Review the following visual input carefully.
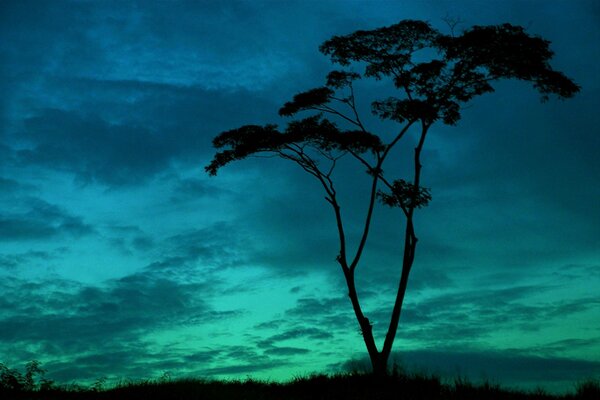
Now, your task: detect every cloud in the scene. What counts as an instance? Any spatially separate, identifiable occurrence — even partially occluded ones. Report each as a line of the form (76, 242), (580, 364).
(7, 78), (279, 187)
(556, 263), (600, 281)
(1, 1), (295, 90)
(0, 197), (93, 241)
(0, 0), (332, 189)
(264, 346), (311, 356)
(263, 327), (334, 342)
(529, 337), (600, 357)
(390, 287), (600, 347)
(0, 177), (26, 192)
(168, 176), (229, 204)
(148, 222), (253, 275)
(202, 361), (290, 376)
(336, 348), (600, 392)
(183, 350), (222, 364)
(103, 225), (156, 256)
(254, 327), (335, 357)
(16, 108), (182, 186)
(257, 282), (599, 367)
(0, 214), (281, 382)
(0, 276), (205, 345)
(252, 296), (359, 349)
(285, 297), (350, 322)
(0, 249), (64, 270)
(0, 261), (243, 382)
(420, 88), (600, 263)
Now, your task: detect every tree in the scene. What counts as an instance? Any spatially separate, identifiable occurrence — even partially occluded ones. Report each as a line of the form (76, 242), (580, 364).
(206, 20), (579, 376)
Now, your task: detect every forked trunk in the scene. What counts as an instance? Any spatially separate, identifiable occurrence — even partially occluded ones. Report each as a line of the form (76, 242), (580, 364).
(370, 351), (389, 376)
(359, 322), (389, 376)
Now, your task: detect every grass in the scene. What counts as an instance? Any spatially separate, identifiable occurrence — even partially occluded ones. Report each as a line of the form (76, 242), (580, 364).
(1, 362), (599, 400)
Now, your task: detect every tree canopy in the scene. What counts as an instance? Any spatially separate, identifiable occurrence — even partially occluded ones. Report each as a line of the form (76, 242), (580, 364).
(207, 21), (578, 179)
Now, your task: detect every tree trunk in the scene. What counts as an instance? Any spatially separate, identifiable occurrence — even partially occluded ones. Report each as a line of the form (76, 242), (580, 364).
(343, 268), (385, 375)
(370, 351), (389, 377)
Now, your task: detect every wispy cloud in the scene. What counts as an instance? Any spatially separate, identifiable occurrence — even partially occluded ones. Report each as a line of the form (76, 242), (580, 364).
(0, 197), (93, 241)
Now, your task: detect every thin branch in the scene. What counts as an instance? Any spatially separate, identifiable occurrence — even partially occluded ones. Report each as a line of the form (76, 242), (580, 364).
(248, 153), (280, 160)
(347, 83), (369, 133)
(382, 120), (416, 161)
(347, 148), (376, 172)
(324, 154), (339, 178)
(349, 164), (380, 272)
(281, 144), (349, 268)
(329, 95), (350, 104)
(309, 104), (363, 128)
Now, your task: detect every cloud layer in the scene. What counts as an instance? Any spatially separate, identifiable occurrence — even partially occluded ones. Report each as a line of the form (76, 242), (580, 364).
(1, 0), (598, 393)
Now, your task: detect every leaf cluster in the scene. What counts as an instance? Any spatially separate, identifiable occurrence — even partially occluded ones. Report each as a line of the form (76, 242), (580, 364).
(206, 116), (382, 176)
(377, 179), (432, 210)
(319, 20), (579, 125)
(279, 87), (334, 117)
(326, 71), (361, 89)
(438, 24), (580, 101)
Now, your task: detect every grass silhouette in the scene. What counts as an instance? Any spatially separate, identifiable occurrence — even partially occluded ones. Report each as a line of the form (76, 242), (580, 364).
(1, 361), (599, 400)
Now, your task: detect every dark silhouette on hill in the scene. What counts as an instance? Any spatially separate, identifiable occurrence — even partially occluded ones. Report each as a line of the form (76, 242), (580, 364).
(1, 360), (599, 399)
(206, 20), (579, 376)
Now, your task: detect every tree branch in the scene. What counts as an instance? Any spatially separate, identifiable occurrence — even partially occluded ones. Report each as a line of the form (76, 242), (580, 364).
(347, 83), (369, 134)
(281, 144), (349, 269)
(309, 105), (363, 128)
(382, 120), (416, 160)
(349, 163), (380, 272)
(381, 121), (429, 357)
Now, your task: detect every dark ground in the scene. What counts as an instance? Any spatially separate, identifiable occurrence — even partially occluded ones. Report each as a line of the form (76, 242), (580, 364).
(2, 371), (599, 400)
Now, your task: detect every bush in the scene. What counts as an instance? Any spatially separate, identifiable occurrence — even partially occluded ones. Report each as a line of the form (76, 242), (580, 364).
(0, 360), (54, 393)
(575, 378), (600, 400)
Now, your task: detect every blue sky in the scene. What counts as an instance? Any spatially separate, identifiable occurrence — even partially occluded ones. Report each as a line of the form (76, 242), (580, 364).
(1, 0), (599, 393)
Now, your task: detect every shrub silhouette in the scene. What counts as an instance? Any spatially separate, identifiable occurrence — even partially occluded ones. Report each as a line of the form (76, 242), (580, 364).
(0, 360), (54, 393)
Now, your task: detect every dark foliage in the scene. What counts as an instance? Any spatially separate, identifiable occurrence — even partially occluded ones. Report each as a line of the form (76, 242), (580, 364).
(319, 20), (439, 74)
(378, 179), (432, 209)
(325, 70), (361, 89)
(206, 116), (383, 176)
(2, 362), (599, 400)
(319, 20), (579, 125)
(1, 360), (54, 393)
(207, 19), (579, 175)
(207, 19), (579, 174)
(279, 87), (334, 116)
(371, 98), (440, 124)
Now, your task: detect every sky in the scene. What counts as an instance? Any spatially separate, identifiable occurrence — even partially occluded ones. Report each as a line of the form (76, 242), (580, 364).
(1, 0), (599, 394)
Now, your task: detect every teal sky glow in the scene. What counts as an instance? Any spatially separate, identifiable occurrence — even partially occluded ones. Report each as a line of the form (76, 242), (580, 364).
(1, 0), (599, 394)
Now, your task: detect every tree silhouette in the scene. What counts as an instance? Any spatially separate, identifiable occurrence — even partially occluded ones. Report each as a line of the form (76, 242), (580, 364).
(206, 20), (579, 376)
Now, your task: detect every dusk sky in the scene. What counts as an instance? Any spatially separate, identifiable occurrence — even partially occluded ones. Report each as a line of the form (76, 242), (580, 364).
(1, 0), (599, 394)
